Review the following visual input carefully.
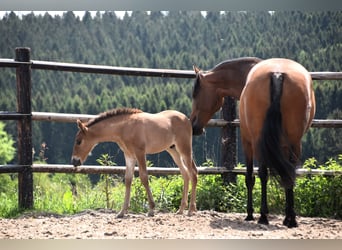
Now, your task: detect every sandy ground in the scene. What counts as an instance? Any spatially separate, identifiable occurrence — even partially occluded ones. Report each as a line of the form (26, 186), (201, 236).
(0, 209), (341, 239)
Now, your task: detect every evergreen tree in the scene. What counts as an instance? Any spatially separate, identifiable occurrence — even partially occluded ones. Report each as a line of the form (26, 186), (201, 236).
(0, 11), (341, 165)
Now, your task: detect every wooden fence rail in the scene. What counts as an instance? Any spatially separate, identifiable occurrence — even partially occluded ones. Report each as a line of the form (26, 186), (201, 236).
(0, 47), (341, 209)
(1, 164), (341, 176)
(1, 111), (341, 128)
(2, 58), (342, 79)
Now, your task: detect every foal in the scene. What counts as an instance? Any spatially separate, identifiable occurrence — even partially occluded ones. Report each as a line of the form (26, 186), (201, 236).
(71, 108), (198, 218)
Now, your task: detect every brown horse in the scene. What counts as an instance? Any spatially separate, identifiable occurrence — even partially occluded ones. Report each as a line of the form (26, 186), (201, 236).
(71, 108), (198, 218)
(191, 57), (262, 135)
(190, 58), (315, 228)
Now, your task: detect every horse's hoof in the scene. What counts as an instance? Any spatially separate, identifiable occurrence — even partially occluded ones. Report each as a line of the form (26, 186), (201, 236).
(245, 215), (254, 221)
(283, 217), (298, 228)
(258, 216), (269, 225)
(147, 211), (154, 217)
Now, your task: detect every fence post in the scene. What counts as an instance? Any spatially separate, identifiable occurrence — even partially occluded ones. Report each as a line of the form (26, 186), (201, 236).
(221, 96), (237, 184)
(15, 47), (33, 209)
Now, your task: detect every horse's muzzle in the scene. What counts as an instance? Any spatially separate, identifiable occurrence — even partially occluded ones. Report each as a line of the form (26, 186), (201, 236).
(190, 115), (205, 136)
(192, 125), (205, 136)
(71, 157), (81, 167)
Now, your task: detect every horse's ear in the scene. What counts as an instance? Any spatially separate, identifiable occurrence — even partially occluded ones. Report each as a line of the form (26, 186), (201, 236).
(77, 119), (88, 133)
(193, 65), (201, 74)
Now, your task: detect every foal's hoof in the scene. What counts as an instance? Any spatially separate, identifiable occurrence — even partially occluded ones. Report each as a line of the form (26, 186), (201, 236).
(147, 210), (155, 217)
(187, 210), (196, 216)
(116, 213), (125, 219)
(283, 217), (298, 228)
(176, 209), (184, 215)
(187, 205), (197, 216)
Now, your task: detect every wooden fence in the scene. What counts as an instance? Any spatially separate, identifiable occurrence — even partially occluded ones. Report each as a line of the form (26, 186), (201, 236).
(1, 47), (342, 209)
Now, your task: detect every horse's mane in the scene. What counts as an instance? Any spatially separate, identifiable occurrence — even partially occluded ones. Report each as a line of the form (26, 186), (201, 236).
(211, 57), (262, 72)
(87, 108), (143, 127)
(192, 57), (262, 98)
(192, 75), (201, 98)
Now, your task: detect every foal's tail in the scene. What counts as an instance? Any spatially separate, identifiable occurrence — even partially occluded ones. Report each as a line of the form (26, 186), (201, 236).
(258, 72), (296, 188)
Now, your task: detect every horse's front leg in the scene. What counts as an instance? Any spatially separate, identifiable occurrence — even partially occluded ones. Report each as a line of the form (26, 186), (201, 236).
(245, 158), (255, 221)
(258, 164), (269, 225)
(117, 156), (135, 218)
(136, 154), (155, 217)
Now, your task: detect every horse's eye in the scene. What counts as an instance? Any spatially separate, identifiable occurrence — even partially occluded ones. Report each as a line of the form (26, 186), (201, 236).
(76, 139), (82, 145)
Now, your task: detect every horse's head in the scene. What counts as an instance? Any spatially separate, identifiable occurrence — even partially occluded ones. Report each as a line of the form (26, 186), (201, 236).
(190, 66), (224, 136)
(71, 120), (97, 166)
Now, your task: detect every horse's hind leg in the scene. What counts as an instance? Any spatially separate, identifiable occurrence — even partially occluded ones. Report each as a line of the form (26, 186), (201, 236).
(283, 188), (297, 228)
(136, 153), (155, 217)
(166, 147), (190, 215)
(258, 164), (269, 225)
(283, 145), (298, 228)
(117, 156), (136, 218)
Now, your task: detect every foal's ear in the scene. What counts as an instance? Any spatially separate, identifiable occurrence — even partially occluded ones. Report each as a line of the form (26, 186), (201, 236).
(193, 65), (201, 74)
(77, 119), (88, 133)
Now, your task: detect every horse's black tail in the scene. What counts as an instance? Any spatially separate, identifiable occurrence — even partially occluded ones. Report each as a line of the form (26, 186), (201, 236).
(258, 72), (296, 188)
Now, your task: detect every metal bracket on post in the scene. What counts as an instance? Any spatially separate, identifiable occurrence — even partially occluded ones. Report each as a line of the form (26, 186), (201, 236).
(221, 96), (237, 184)
(15, 47), (33, 209)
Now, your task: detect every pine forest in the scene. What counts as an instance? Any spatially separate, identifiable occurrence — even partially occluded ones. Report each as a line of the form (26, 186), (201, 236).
(0, 11), (341, 167)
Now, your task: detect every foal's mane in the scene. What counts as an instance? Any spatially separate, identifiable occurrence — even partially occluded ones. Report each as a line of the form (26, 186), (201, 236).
(87, 108), (143, 127)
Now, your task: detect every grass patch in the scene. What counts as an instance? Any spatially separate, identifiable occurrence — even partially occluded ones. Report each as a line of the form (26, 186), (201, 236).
(0, 155), (341, 219)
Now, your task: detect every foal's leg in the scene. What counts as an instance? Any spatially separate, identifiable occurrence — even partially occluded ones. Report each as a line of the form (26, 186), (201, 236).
(189, 160), (198, 215)
(258, 164), (269, 225)
(136, 153), (155, 217)
(182, 157), (198, 216)
(117, 156), (136, 218)
(166, 148), (190, 215)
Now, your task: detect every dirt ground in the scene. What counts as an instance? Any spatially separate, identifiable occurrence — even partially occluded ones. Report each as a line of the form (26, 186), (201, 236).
(0, 209), (341, 239)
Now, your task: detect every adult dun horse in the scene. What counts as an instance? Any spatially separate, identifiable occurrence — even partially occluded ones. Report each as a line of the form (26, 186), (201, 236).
(191, 57), (262, 135)
(71, 108), (198, 218)
(190, 58), (315, 227)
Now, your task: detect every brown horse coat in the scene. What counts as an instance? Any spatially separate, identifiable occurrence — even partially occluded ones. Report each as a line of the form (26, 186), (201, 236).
(190, 57), (315, 227)
(240, 58), (315, 176)
(239, 58), (315, 227)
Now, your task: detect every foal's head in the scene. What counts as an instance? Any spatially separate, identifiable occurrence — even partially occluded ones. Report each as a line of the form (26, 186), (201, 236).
(190, 66), (224, 136)
(71, 120), (97, 166)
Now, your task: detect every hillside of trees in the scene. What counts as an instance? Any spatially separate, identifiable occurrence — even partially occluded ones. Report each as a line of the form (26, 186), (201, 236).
(0, 11), (341, 166)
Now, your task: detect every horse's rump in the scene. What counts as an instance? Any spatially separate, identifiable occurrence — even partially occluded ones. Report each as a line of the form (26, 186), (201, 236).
(242, 58), (315, 188)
